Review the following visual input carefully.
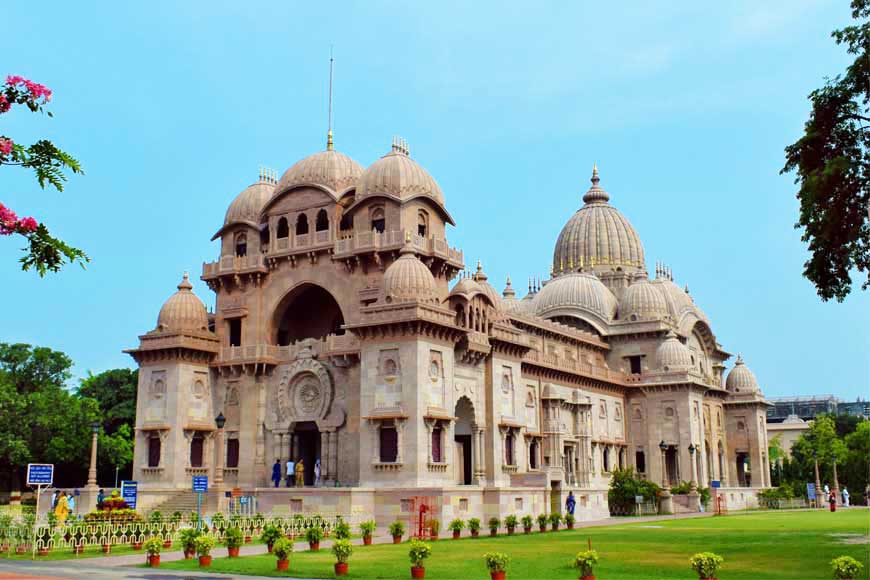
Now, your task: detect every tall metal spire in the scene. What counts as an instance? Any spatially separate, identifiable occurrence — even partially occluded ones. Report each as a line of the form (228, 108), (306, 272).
(327, 47), (334, 151)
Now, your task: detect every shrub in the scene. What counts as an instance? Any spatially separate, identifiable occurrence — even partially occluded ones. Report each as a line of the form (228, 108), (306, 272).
(574, 550), (599, 577)
(194, 535), (215, 557)
(521, 515), (533, 529)
(305, 526), (323, 544)
(334, 521), (352, 540)
(179, 527), (200, 552)
(223, 526), (243, 549)
(143, 537), (162, 556)
(548, 513), (562, 526)
(148, 510), (162, 523)
(448, 518), (465, 532)
(536, 513), (548, 528)
(565, 513), (575, 526)
(831, 556), (864, 579)
(259, 524), (282, 547)
(428, 518), (440, 537)
(504, 515), (518, 530)
(690, 552), (724, 578)
(389, 520), (405, 538)
(608, 467), (661, 514)
(273, 537), (293, 560)
(484, 552), (511, 572)
(170, 511), (183, 524)
(468, 518), (481, 533)
(332, 539), (353, 563)
(359, 520), (377, 538)
(488, 517), (500, 532)
(409, 539), (432, 567)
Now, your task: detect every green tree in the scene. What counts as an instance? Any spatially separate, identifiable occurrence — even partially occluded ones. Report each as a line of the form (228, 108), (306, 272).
(1, 75), (87, 275)
(77, 368), (138, 478)
(782, 0), (869, 302)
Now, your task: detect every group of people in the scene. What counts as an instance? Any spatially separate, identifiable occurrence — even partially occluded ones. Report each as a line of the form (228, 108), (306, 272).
(50, 489), (78, 524)
(822, 484), (852, 511)
(271, 458), (322, 488)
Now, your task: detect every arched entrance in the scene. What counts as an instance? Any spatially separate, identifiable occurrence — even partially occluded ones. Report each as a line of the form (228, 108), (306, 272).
(274, 284), (345, 345)
(454, 397), (475, 485)
(292, 421), (321, 486)
(665, 445), (679, 485)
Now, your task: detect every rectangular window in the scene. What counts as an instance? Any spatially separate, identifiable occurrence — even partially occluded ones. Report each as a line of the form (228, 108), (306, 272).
(227, 438), (240, 468)
(190, 433), (204, 467)
(379, 425), (398, 463)
(628, 355), (642, 375)
(505, 432), (515, 466)
(229, 319), (242, 347)
(431, 426), (443, 463)
(148, 436), (161, 467)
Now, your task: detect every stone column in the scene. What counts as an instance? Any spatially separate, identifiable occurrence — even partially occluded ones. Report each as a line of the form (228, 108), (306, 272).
(86, 425), (99, 489)
(320, 431), (330, 484)
(278, 432), (289, 484)
(424, 420), (434, 463)
(473, 427), (485, 484)
(659, 446), (673, 514)
(330, 430), (338, 482)
(214, 427), (225, 487)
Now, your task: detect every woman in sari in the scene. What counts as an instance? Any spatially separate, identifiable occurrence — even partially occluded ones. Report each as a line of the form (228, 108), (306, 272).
(54, 491), (69, 525)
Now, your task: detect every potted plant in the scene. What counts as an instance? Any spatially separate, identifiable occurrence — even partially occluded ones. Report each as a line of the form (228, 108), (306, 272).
(334, 521), (352, 540)
(224, 526), (243, 557)
(360, 520), (377, 546)
(488, 517), (500, 537)
(390, 520), (405, 544)
(831, 556), (864, 580)
(195, 535), (215, 568)
(273, 537), (293, 571)
(428, 518), (440, 540)
(409, 539), (432, 579)
(305, 525), (323, 551)
(574, 550), (599, 580)
(332, 538), (353, 576)
(689, 552), (724, 580)
(549, 513), (562, 531)
(537, 513), (548, 533)
(468, 518), (481, 538)
(504, 515), (518, 535)
(565, 513), (575, 530)
(448, 518), (465, 539)
(521, 515), (533, 534)
(260, 524), (282, 553)
(144, 537), (162, 567)
(180, 527), (200, 559)
(484, 551), (511, 580)
(161, 532), (172, 549)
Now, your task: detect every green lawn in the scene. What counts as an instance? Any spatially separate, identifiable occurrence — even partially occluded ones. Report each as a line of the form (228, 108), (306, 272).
(159, 510), (870, 579)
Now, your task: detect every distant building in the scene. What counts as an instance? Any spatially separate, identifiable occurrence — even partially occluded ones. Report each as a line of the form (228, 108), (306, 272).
(766, 415), (810, 459)
(766, 395), (868, 423)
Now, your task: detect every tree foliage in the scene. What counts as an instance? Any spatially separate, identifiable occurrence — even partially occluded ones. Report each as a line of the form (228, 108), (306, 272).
(608, 467), (661, 513)
(782, 0), (870, 301)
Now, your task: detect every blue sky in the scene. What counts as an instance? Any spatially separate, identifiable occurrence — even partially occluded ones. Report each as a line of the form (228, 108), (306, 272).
(2, 0), (867, 398)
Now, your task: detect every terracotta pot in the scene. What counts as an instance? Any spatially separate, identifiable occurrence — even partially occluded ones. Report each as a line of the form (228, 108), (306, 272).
(184, 548), (194, 559)
(393, 535), (402, 544)
(471, 530), (479, 538)
(551, 525), (559, 532)
(452, 531), (460, 539)
(244, 536), (252, 543)
(539, 526), (547, 533)
(524, 527), (532, 535)
(491, 571), (506, 580)
(363, 535), (373, 545)
(580, 576), (595, 580)
(309, 541), (320, 551)
(335, 562), (349, 576)
(490, 530), (497, 537)
(277, 558), (289, 571)
(132, 542), (142, 550)
(228, 546), (240, 557)
(37, 548), (49, 556)
(162, 540), (172, 548)
(148, 554), (161, 567)
(16, 546), (27, 554)
(411, 565), (426, 579)
(199, 555), (212, 567)
(507, 528), (515, 535)
(102, 544), (111, 554)
(267, 543), (273, 553)
(568, 523), (574, 530)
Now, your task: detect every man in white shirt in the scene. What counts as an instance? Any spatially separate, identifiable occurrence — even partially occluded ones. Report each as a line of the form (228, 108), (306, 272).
(286, 459), (295, 487)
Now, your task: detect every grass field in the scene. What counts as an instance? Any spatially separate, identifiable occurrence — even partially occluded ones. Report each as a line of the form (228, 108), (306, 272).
(159, 510), (870, 579)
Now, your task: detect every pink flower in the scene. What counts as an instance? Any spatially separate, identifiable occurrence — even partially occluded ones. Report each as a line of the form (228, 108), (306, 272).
(0, 95), (9, 114)
(6, 75), (25, 86)
(0, 137), (12, 156)
(5, 76), (52, 103)
(18, 217), (38, 232)
(0, 203), (38, 235)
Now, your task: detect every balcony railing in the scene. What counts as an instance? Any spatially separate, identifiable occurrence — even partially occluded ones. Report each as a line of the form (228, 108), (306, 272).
(334, 229), (463, 264)
(202, 254), (268, 278)
(216, 334), (361, 365)
(523, 350), (621, 382)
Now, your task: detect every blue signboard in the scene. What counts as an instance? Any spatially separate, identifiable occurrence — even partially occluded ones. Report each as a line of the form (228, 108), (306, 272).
(26, 464), (54, 486)
(807, 483), (816, 500)
(711, 480), (721, 489)
(121, 480), (138, 510)
(192, 476), (208, 493)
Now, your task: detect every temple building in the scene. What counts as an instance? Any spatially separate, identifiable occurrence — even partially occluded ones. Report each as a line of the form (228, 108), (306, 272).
(127, 134), (771, 520)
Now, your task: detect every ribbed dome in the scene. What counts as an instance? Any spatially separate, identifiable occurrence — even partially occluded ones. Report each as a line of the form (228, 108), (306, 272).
(383, 240), (438, 303)
(356, 142), (445, 207)
(726, 354), (759, 393)
(621, 278), (668, 321)
(534, 272), (618, 323)
(472, 262), (502, 308)
(224, 181), (275, 226)
(656, 331), (693, 371)
(652, 276), (696, 322)
(449, 276), (484, 298)
(502, 277), (523, 313)
(552, 167), (645, 275)
(275, 149), (364, 198)
(157, 273), (209, 332)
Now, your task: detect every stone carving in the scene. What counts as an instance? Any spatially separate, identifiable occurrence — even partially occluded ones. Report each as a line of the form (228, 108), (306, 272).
(273, 357), (334, 427)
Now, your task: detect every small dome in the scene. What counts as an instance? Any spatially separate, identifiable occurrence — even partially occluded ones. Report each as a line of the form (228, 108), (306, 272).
(449, 275), (484, 299)
(275, 148), (364, 199)
(157, 273), (209, 332)
(621, 278), (668, 321)
(383, 239), (438, 303)
(656, 331), (693, 371)
(502, 276), (523, 313)
(726, 354), (759, 393)
(651, 275), (695, 321)
(552, 167), (645, 275)
(224, 180), (275, 227)
(533, 272), (618, 326)
(356, 140), (445, 207)
(472, 261), (502, 308)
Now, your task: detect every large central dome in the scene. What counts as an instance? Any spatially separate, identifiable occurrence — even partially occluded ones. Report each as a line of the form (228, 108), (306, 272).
(274, 140), (364, 200)
(552, 167), (645, 275)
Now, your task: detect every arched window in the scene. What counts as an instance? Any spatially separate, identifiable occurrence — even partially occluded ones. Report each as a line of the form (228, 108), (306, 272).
(431, 426), (443, 463)
(260, 224), (270, 249)
(148, 435), (161, 468)
(505, 431), (515, 466)
(277, 217), (289, 239)
(315, 209), (329, 232)
(339, 212), (352, 232)
(529, 439), (539, 470)
(234, 232), (247, 257)
(379, 423), (398, 463)
(603, 446), (611, 472)
(190, 433), (204, 468)
(227, 438), (240, 468)
(296, 213), (309, 235)
(371, 207), (385, 233)
(417, 210), (428, 237)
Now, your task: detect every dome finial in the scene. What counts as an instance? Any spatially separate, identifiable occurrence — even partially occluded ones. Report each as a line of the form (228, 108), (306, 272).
(178, 271), (193, 291)
(582, 164), (610, 204)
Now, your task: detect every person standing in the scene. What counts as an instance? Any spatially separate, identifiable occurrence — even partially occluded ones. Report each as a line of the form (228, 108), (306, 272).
(50, 489), (59, 510)
(829, 490), (837, 512)
(565, 491), (576, 516)
(314, 459), (321, 487)
(96, 488), (105, 508)
(286, 458), (295, 488)
(54, 492), (69, 525)
(295, 459), (305, 487)
(842, 487), (850, 507)
(271, 459), (281, 488)
(67, 491), (76, 515)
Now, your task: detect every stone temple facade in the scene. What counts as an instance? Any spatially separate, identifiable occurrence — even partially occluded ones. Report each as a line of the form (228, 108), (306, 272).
(127, 135), (771, 520)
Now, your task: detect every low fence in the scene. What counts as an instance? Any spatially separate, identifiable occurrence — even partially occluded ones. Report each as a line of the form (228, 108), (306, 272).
(609, 501), (659, 517)
(757, 497), (813, 510)
(0, 512), (367, 556)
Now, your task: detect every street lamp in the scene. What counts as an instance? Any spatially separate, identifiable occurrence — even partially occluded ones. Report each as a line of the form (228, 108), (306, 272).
(659, 440), (669, 488)
(687, 443), (699, 498)
(658, 440), (673, 514)
(87, 420), (100, 488)
(214, 412), (226, 487)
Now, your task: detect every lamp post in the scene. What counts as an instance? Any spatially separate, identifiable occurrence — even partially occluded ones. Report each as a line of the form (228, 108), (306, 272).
(658, 440), (673, 514)
(813, 449), (822, 509)
(832, 452), (841, 505)
(214, 412), (226, 487)
(86, 420), (100, 488)
(688, 443), (700, 511)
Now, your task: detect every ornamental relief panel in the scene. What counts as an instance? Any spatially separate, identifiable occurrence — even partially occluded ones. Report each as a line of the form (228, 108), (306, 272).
(270, 357), (335, 429)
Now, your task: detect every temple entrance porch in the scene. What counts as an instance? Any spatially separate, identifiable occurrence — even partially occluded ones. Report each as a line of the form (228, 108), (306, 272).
(292, 421), (321, 486)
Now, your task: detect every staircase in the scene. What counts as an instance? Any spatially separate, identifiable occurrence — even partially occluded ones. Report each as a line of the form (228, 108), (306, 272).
(146, 491), (200, 517)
